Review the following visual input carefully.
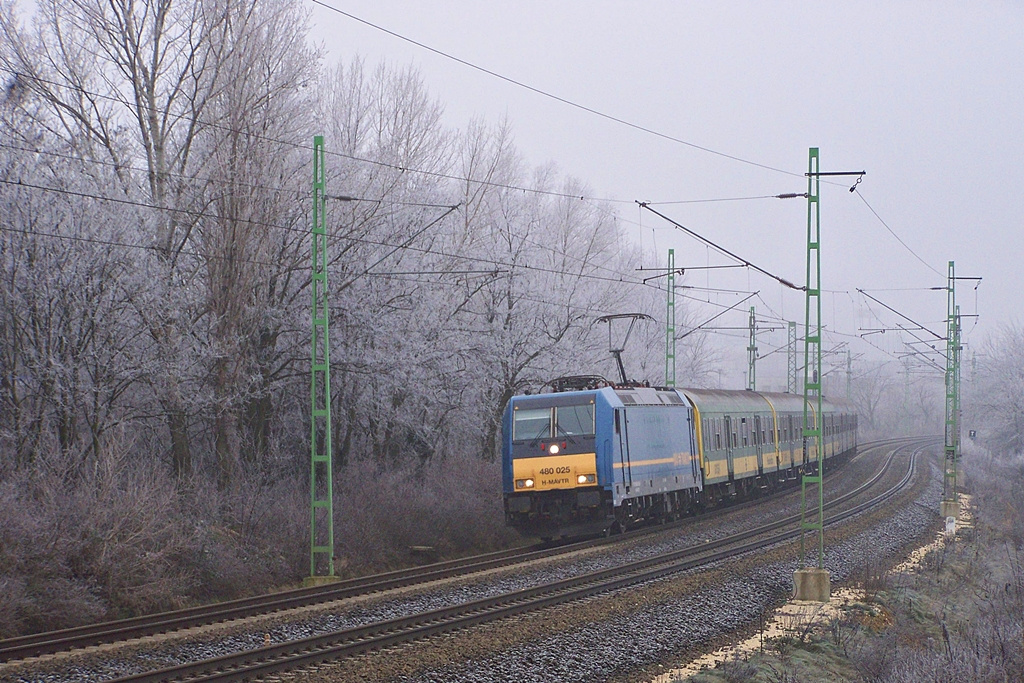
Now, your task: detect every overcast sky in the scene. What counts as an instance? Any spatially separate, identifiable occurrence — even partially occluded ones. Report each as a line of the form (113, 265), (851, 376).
(307, 1), (1022, 388)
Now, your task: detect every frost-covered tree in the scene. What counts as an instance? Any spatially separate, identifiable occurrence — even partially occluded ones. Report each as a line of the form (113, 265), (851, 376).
(0, 77), (146, 469)
(191, 0), (319, 486)
(968, 323), (1024, 456)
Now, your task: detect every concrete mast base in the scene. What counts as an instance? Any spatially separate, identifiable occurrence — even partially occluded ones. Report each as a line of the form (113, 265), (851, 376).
(793, 567), (831, 602)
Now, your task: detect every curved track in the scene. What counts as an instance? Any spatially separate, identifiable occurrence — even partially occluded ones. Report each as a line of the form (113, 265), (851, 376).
(0, 437), (920, 667)
(99, 438), (932, 683)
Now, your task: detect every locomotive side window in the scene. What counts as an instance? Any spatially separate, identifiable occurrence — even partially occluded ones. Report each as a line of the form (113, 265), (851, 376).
(555, 404), (595, 436)
(513, 407), (553, 441)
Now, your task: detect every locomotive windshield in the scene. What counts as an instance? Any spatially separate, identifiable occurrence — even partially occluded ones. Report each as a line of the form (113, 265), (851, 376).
(512, 403), (595, 441)
(513, 408), (552, 441)
(556, 404), (595, 436)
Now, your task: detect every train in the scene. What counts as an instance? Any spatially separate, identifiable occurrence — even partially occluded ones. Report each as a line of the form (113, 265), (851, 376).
(501, 376), (858, 540)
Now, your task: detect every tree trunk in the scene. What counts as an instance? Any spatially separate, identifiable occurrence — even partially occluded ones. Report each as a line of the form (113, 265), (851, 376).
(168, 407), (191, 478)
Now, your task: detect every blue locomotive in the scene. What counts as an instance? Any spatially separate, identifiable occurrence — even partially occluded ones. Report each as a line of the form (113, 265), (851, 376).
(501, 378), (858, 539)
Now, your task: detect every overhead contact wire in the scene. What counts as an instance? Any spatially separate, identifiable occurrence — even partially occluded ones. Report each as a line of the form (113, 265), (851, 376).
(309, 0), (809, 181)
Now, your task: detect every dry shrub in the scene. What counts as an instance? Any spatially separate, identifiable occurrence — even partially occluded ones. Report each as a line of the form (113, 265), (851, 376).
(0, 478), (109, 636)
(0, 424), (520, 635)
(854, 449), (1024, 682)
(0, 444), (195, 631)
(334, 452), (518, 572)
(718, 656), (760, 682)
(185, 472), (308, 599)
(70, 449), (200, 616)
(846, 629), (898, 681)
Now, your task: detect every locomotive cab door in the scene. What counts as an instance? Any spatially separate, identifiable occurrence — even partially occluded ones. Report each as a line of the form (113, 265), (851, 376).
(615, 408), (632, 493)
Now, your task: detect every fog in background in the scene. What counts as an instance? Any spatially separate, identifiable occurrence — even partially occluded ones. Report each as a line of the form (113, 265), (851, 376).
(308, 1), (1022, 389)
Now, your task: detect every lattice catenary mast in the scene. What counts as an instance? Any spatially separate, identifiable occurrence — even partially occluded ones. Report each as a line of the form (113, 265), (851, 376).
(941, 261), (961, 521)
(309, 136), (336, 581)
(787, 320), (798, 394)
(665, 249), (677, 388)
(798, 147), (825, 580)
(793, 148), (865, 602)
(747, 306), (757, 391)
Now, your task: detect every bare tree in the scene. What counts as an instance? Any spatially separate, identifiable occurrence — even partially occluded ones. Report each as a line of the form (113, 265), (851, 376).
(969, 322), (1024, 455)
(449, 123), (635, 458)
(317, 59), (457, 467)
(189, 0), (318, 487)
(0, 0), (277, 477)
(0, 88), (144, 469)
(849, 362), (897, 435)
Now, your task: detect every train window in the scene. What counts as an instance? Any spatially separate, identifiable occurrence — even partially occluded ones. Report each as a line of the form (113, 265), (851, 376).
(555, 404), (595, 436)
(513, 407), (552, 441)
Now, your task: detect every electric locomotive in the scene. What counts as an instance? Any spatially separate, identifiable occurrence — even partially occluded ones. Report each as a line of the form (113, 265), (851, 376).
(501, 377), (857, 540)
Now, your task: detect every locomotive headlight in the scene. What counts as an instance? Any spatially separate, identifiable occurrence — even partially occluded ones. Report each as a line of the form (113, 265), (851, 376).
(548, 443), (560, 455)
(516, 479), (535, 489)
(577, 474), (596, 485)
(524, 478), (535, 488)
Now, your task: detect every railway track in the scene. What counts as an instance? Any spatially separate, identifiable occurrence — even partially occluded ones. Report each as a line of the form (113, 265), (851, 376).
(96, 438), (931, 683)
(0, 437), (917, 669)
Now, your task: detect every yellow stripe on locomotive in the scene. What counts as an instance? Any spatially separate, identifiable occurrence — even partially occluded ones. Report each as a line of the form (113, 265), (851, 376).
(512, 452), (598, 491)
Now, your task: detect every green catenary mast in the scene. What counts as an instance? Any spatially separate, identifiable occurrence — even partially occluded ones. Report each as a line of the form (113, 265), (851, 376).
(747, 306), (757, 391)
(941, 261), (960, 521)
(665, 249), (677, 388)
(846, 349), (852, 401)
(793, 149), (864, 602)
(309, 136), (336, 580)
(799, 147), (825, 572)
(795, 147), (829, 601)
(787, 320), (798, 394)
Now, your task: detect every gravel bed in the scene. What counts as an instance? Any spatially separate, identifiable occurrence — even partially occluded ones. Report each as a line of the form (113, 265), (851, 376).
(0, 442), (903, 683)
(284, 447), (940, 683)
